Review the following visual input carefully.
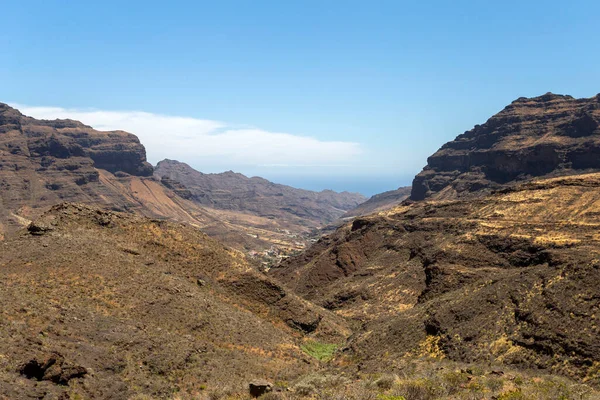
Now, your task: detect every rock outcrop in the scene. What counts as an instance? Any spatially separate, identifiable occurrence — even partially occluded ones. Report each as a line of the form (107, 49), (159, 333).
(0, 103), (153, 177)
(411, 93), (600, 200)
(0, 103), (159, 234)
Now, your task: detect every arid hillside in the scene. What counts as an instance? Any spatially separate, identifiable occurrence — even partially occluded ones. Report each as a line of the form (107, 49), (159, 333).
(272, 171), (600, 381)
(0, 203), (348, 399)
(341, 186), (411, 218)
(412, 93), (600, 200)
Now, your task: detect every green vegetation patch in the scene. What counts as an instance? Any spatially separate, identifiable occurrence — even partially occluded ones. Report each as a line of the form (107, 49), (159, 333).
(300, 341), (338, 362)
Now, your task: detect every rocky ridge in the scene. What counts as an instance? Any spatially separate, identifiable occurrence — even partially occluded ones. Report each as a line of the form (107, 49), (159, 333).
(154, 159), (366, 225)
(0, 104), (360, 255)
(412, 93), (600, 200)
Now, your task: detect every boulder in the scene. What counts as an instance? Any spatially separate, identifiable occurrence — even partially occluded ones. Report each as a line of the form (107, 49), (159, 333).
(249, 380), (273, 397)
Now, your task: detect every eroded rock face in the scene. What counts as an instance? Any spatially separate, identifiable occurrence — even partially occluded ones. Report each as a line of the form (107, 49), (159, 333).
(411, 93), (600, 200)
(0, 103), (157, 235)
(0, 103), (153, 177)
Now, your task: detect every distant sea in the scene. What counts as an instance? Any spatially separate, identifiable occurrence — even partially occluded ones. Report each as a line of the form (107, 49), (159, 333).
(258, 175), (414, 197)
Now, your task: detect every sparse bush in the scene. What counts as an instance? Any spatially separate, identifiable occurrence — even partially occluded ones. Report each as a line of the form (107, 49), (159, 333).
(375, 374), (397, 390)
(377, 395), (406, 400)
(294, 383), (316, 396)
(497, 389), (525, 400)
(442, 370), (469, 394)
(393, 380), (438, 400)
(484, 376), (504, 392)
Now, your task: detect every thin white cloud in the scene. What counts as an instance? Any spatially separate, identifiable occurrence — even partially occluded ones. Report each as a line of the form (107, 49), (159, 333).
(12, 104), (363, 169)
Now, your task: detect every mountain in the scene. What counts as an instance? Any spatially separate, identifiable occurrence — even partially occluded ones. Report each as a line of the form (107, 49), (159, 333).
(412, 93), (600, 200)
(272, 171), (600, 381)
(3, 97), (600, 398)
(341, 186), (411, 218)
(0, 104), (361, 257)
(154, 159), (366, 225)
(0, 203), (347, 399)
(0, 102), (187, 234)
(271, 94), (600, 381)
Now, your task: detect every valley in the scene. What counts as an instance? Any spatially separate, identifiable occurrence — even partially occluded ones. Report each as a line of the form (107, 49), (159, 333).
(2, 94), (600, 399)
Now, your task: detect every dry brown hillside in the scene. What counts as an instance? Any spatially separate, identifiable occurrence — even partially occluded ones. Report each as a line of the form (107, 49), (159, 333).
(155, 159), (365, 224)
(0, 203), (348, 399)
(273, 171), (600, 382)
(341, 186), (411, 218)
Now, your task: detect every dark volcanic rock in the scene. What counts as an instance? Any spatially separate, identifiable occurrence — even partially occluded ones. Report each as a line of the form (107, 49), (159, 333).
(272, 171), (600, 380)
(411, 93), (600, 200)
(20, 354), (87, 385)
(249, 380), (273, 397)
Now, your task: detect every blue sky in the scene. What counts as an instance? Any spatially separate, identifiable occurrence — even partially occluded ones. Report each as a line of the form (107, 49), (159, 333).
(2, 1), (600, 195)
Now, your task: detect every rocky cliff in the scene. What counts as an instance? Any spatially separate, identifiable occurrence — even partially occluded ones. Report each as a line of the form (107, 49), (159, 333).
(0, 103), (159, 235)
(0, 103), (153, 177)
(411, 93), (600, 200)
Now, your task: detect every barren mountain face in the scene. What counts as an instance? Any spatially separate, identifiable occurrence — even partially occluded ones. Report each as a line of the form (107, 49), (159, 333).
(0, 103), (153, 235)
(0, 203), (347, 399)
(155, 159), (365, 227)
(341, 186), (411, 218)
(412, 93), (600, 200)
(273, 170), (600, 381)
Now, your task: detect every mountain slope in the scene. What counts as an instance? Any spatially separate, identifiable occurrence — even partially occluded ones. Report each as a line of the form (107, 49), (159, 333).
(412, 93), (600, 200)
(154, 159), (366, 225)
(0, 203), (348, 399)
(341, 186), (411, 218)
(0, 104), (357, 255)
(272, 172), (600, 379)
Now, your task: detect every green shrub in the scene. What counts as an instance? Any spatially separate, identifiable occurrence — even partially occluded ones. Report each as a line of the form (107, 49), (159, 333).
(300, 341), (339, 362)
(394, 380), (440, 400)
(294, 383), (316, 396)
(484, 377), (504, 392)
